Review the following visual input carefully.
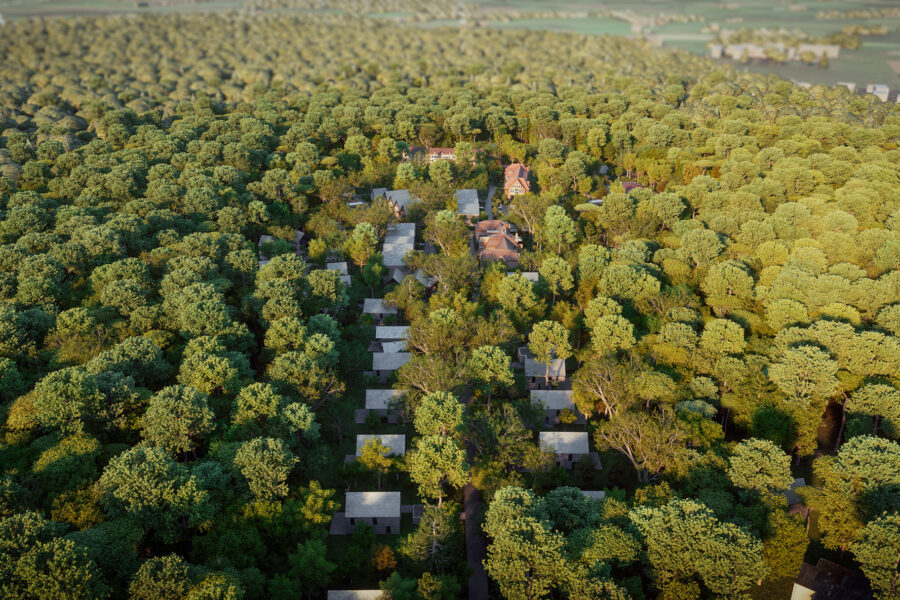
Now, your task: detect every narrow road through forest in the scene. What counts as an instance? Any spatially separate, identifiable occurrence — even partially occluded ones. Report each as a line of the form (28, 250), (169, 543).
(463, 390), (489, 600)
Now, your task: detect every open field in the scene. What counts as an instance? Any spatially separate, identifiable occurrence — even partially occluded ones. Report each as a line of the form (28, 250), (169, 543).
(471, 0), (900, 89)
(6, 0), (894, 90)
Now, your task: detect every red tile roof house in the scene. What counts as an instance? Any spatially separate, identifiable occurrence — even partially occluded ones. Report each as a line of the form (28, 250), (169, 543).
(504, 163), (531, 198)
(475, 220), (522, 269)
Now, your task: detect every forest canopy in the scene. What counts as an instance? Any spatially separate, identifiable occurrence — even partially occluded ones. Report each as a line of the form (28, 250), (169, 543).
(1, 7), (899, 600)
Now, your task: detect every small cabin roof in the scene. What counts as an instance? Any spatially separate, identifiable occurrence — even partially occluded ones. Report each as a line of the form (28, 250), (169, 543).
(455, 189), (480, 216)
(508, 271), (538, 282)
(381, 341), (408, 353)
(363, 298), (397, 315)
(524, 357), (566, 379)
(530, 390), (575, 411)
(375, 326), (409, 340)
(372, 352), (411, 371)
(356, 434), (406, 456)
(327, 591), (382, 600)
(327, 262), (349, 275)
(365, 389), (404, 410)
(540, 431), (589, 454)
(581, 490), (606, 500)
(345, 491), (401, 518)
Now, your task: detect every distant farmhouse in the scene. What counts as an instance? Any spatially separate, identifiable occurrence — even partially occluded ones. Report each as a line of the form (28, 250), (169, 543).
(404, 146), (456, 163)
(710, 42), (840, 63)
(504, 163), (531, 198)
(866, 83), (890, 102)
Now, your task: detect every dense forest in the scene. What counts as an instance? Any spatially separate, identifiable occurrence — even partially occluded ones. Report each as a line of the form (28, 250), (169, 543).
(1, 8), (899, 600)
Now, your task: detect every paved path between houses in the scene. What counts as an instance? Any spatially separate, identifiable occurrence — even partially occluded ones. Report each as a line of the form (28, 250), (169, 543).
(462, 391), (489, 600)
(463, 481), (489, 600)
(484, 185), (494, 220)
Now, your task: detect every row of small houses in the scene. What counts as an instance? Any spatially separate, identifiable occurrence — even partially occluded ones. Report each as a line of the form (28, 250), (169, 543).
(372, 188), (480, 220)
(330, 300), (417, 542)
(327, 293), (601, 597)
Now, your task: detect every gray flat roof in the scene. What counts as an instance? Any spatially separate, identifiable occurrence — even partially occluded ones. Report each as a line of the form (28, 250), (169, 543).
(531, 390), (575, 411)
(508, 271), (538, 282)
(363, 298), (397, 315)
(386, 222), (416, 235)
(414, 269), (436, 288)
(327, 592), (382, 600)
(385, 190), (419, 211)
(524, 357), (566, 379)
(382, 223), (415, 269)
(382, 250), (411, 269)
(455, 189), (480, 216)
(372, 352), (411, 371)
(581, 490), (606, 500)
(365, 389), (404, 410)
(345, 491), (401, 518)
(375, 326), (409, 340)
(540, 431), (589, 454)
(356, 434), (406, 456)
(327, 262), (349, 275)
(381, 341), (408, 353)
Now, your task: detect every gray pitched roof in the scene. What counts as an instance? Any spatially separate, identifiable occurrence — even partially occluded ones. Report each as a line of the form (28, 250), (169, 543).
(372, 352), (411, 371)
(328, 592), (382, 600)
(375, 326), (409, 340)
(381, 341), (408, 353)
(507, 271), (538, 282)
(382, 222), (416, 268)
(581, 490), (606, 500)
(365, 389), (404, 410)
(524, 357), (566, 379)
(327, 261), (349, 275)
(363, 298), (398, 315)
(385, 189), (419, 211)
(345, 491), (401, 518)
(540, 431), (589, 454)
(531, 390), (575, 411)
(356, 434), (406, 456)
(455, 188), (480, 216)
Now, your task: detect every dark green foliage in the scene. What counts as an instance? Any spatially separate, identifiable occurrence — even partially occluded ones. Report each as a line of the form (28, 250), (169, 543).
(0, 5), (898, 598)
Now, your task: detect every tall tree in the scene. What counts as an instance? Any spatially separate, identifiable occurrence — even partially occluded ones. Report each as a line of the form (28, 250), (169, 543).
(630, 499), (769, 596)
(803, 436), (900, 552)
(467, 346), (514, 410)
(141, 385), (215, 456)
(851, 513), (900, 600)
(407, 435), (468, 507)
(528, 321), (572, 386)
